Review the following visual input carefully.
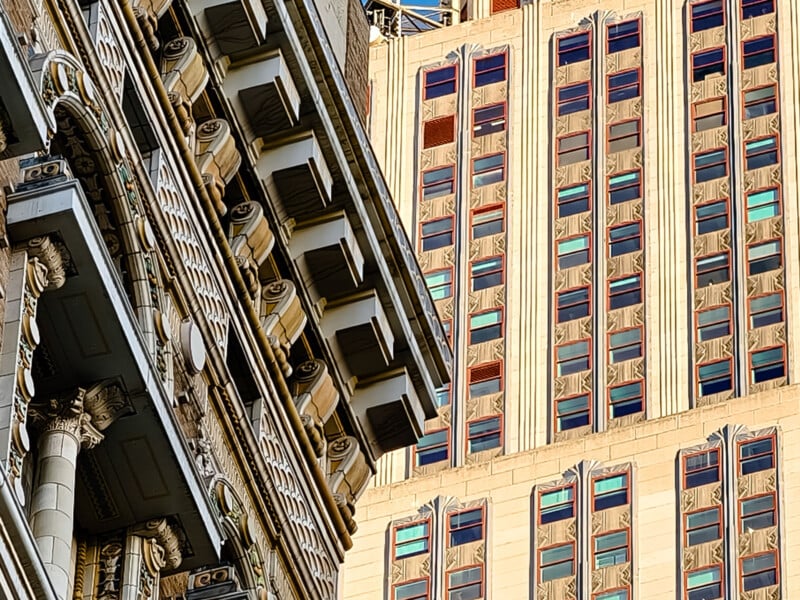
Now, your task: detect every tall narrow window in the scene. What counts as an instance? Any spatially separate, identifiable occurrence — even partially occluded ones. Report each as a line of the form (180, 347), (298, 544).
(557, 234), (591, 269)
(593, 473), (628, 511)
(695, 199), (729, 234)
(420, 217), (454, 251)
(740, 494), (776, 532)
(695, 253), (730, 287)
(448, 509), (483, 546)
(446, 566), (483, 599)
(742, 0), (775, 18)
(685, 506), (722, 546)
(609, 222), (642, 256)
(474, 53), (507, 86)
(556, 394), (591, 431)
(423, 66), (457, 99)
(557, 131), (591, 166)
(608, 381), (644, 418)
(687, 565), (723, 600)
(692, 47), (725, 82)
(741, 552), (778, 591)
(744, 84), (777, 119)
(608, 171), (641, 204)
(394, 579), (429, 600)
(472, 153), (505, 187)
(691, 0), (724, 32)
(539, 543), (575, 582)
(540, 485), (575, 523)
(607, 20), (640, 53)
(697, 305), (731, 341)
(423, 115), (455, 148)
(424, 269), (453, 300)
(693, 97), (727, 132)
(743, 35), (776, 69)
(684, 449), (720, 488)
(468, 361), (503, 396)
(421, 165), (455, 200)
(747, 239), (781, 275)
(749, 346), (785, 383)
(415, 430), (449, 466)
(608, 69), (641, 103)
(557, 81), (590, 116)
(749, 292), (783, 328)
(467, 416), (502, 453)
(556, 340), (591, 376)
(739, 437), (775, 474)
(693, 148), (728, 182)
(471, 256), (504, 290)
(698, 360), (733, 396)
(608, 328), (643, 363)
(557, 286), (591, 322)
(593, 529), (629, 568)
(473, 103), (506, 137)
(744, 136), (779, 170)
(469, 309), (503, 344)
(394, 522), (430, 559)
(608, 274), (642, 310)
(557, 32), (590, 66)
(746, 187), (780, 222)
(608, 120), (641, 153)
(557, 182), (591, 216)
(471, 205), (505, 238)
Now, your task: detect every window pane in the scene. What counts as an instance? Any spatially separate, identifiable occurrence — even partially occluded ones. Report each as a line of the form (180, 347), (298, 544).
(395, 580), (428, 600)
(746, 188), (780, 222)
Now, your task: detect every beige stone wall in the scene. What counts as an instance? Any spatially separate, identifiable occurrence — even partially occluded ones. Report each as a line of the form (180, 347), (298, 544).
(343, 385), (800, 598)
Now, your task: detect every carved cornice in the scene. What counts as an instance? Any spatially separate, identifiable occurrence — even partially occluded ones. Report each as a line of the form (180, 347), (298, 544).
(26, 236), (68, 290)
(131, 518), (184, 571)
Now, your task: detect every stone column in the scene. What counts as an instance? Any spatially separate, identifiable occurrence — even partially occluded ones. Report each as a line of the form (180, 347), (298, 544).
(29, 390), (103, 600)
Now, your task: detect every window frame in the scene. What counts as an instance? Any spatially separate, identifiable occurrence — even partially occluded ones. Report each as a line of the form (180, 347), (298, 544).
(748, 291), (784, 329)
(393, 519), (431, 560)
(434, 383), (452, 408)
(685, 563), (724, 600)
(745, 185), (781, 223)
(608, 169), (642, 205)
(447, 507), (485, 547)
(690, 0), (725, 33)
(697, 358), (733, 397)
(608, 326), (643, 364)
(555, 338), (592, 377)
(423, 65), (458, 100)
(471, 203), (505, 238)
(555, 393), (592, 432)
(557, 181), (591, 217)
(470, 255), (505, 291)
(608, 220), (642, 257)
(746, 238), (782, 276)
(738, 435), (776, 475)
(683, 448), (721, 489)
(743, 83), (778, 119)
(592, 589), (630, 600)
(693, 147), (729, 183)
(607, 380), (644, 419)
(413, 428), (450, 467)
(739, 492), (777, 533)
(741, 0), (775, 19)
(684, 505), (722, 547)
(474, 52), (507, 87)
(607, 68), (641, 103)
(469, 307), (504, 345)
(742, 34), (777, 70)
(749, 345), (786, 384)
(556, 233), (591, 270)
(556, 285), (592, 323)
(557, 130), (591, 166)
(393, 578), (430, 600)
(445, 564), (484, 600)
(592, 472), (629, 511)
(608, 273), (643, 310)
(466, 414), (503, 454)
(592, 527), (631, 569)
(424, 267), (454, 301)
(419, 216), (455, 252)
(539, 483), (576, 524)
(468, 360), (503, 397)
(538, 541), (576, 583)
(695, 303), (732, 342)
(606, 19), (641, 53)
(557, 31), (591, 66)
(471, 152), (506, 187)
(472, 102), (507, 137)
(744, 134), (780, 171)
(739, 550), (779, 592)
(695, 251), (731, 288)
(692, 96), (727, 132)
(691, 46), (726, 82)
(556, 81), (591, 116)
(694, 198), (730, 235)
(420, 164), (456, 200)
(607, 119), (641, 154)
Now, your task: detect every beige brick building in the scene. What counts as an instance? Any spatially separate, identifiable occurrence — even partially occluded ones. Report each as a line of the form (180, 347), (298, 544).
(342, 0), (800, 598)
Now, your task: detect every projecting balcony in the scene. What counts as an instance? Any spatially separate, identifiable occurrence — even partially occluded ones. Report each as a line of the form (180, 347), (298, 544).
(257, 133), (333, 222)
(0, 12), (50, 158)
(192, 0), (268, 55)
(291, 213), (364, 304)
(224, 51), (300, 144)
(6, 176), (223, 569)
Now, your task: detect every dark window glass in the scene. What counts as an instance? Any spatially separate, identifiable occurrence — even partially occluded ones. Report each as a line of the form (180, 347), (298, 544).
(557, 82), (590, 116)
(743, 35), (776, 69)
(469, 310), (502, 344)
(420, 217), (454, 251)
(415, 430), (448, 466)
(447, 566), (482, 600)
(696, 253), (730, 287)
(692, 48), (725, 82)
(608, 275), (642, 310)
(749, 293), (783, 328)
(609, 222), (641, 256)
(685, 449), (720, 488)
(742, 0), (775, 19)
(557, 32), (590, 66)
(687, 566), (722, 600)
(744, 85), (777, 119)
(686, 507), (722, 546)
(750, 347), (785, 383)
(697, 305), (731, 342)
(741, 495), (776, 532)
(609, 171), (641, 204)
(421, 166), (455, 199)
(593, 474), (628, 511)
(698, 360), (733, 396)
(747, 239), (781, 275)
(467, 416), (502, 453)
(557, 235), (590, 269)
(694, 148), (727, 182)
(424, 66), (457, 99)
(609, 328), (642, 364)
(740, 437), (775, 475)
(540, 486), (575, 523)
(557, 287), (590, 322)
(607, 20), (640, 53)
(557, 183), (590, 217)
(472, 206), (505, 238)
(556, 340), (590, 376)
(475, 53), (507, 86)
(744, 136), (779, 170)
(692, 0), (724, 32)
(594, 530), (629, 568)
(471, 257), (504, 290)
(609, 381), (644, 418)
(473, 104), (506, 136)
(555, 395), (590, 431)
(540, 544), (575, 582)
(394, 579), (429, 600)
(742, 553), (777, 591)
(449, 509), (483, 546)
(472, 153), (505, 187)
(695, 199), (729, 234)
(608, 69), (640, 102)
